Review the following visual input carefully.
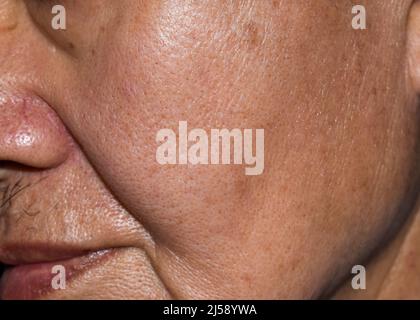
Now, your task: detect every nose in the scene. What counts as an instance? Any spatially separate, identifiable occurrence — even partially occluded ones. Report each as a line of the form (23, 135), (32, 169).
(0, 90), (71, 169)
(0, 1), (71, 171)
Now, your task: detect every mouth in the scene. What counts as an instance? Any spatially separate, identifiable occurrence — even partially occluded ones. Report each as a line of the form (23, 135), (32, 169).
(0, 245), (114, 300)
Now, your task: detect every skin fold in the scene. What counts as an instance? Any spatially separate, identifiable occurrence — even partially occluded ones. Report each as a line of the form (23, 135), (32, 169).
(0, 0), (419, 299)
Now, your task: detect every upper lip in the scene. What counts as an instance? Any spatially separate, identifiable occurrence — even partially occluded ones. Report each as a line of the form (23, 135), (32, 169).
(0, 243), (94, 266)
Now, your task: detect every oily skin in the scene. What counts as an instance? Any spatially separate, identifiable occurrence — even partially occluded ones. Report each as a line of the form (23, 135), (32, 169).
(0, 0), (419, 298)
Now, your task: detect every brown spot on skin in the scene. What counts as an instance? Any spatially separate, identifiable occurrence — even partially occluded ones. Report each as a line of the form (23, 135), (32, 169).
(245, 22), (262, 49)
(371, 87), (377, 97)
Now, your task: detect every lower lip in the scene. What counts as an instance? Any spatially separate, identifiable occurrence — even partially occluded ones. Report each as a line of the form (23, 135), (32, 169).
(0, 250), (112, 300)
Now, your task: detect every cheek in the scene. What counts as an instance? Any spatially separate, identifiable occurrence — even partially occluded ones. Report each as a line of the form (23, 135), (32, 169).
(50, 1), (418, 298)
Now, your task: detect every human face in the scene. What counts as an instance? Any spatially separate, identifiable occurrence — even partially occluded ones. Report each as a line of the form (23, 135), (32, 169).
(0, 0), (419, 299)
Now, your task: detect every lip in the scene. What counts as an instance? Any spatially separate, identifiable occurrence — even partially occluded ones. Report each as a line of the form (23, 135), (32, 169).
(0, 248), (114, 300)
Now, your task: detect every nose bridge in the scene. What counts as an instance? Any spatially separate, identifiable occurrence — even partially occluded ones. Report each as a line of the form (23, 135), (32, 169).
(0, 0), (19, 32)
(0, 90), (71, 169)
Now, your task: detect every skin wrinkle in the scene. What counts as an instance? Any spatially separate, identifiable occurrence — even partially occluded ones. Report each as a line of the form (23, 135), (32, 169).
(53, 136), (168, 296)
(68, 152), (170, 298)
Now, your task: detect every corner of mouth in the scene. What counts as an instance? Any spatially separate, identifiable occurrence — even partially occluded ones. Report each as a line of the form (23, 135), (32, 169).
(0, 248), (116, 300)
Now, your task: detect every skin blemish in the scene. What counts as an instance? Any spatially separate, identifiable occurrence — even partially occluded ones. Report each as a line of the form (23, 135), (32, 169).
(245, 22), (263, 49)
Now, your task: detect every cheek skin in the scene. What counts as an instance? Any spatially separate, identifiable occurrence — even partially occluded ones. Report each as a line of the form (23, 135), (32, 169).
(26, 0), (419, 298)
(0, 0), (19, 31)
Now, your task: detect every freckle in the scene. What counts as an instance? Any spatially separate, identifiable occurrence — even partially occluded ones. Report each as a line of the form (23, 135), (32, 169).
(272, 0), (279, 9)
(68, 42), (75, 49)
(246, 22), (262, 49)
(240, 273), (252, 285)
(371, 87), (377, 96)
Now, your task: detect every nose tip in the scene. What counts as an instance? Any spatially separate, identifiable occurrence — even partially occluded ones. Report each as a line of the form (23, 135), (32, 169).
(0, 91), (71, 169)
